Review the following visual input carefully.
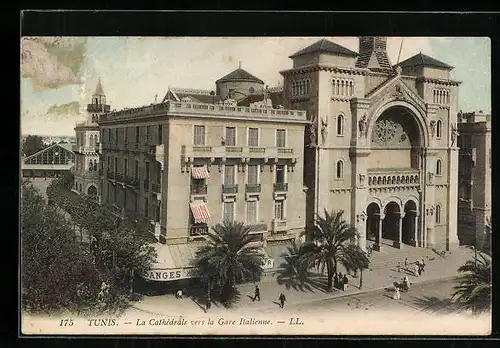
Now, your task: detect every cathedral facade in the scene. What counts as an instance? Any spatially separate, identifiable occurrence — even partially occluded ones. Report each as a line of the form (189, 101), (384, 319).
(281, 37), (461, 251)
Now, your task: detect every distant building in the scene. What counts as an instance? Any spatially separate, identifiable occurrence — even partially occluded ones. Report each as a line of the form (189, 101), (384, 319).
(21, 143), (75, 178)
(457, 110), (491, 248)
(98, 67), (308, 283)
(72, 79), (110, 199)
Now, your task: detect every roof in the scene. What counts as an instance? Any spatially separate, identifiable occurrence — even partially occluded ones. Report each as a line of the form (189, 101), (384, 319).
(164, 88), (224, 104)
(237, 90), (283, 108)
(289, 39), (358, 59)
(22, 143), (75, 163)
(397, 53), (454, 70)
(216, 68), (264, 84)
(94, 78), (105, 95)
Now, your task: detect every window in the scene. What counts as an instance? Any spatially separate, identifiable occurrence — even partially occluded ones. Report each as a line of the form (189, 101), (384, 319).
(107, 156), (111, 171)
(115, 128), (118, 144)
(225, 127), (236, 146)
(223, 201), (234, 222)
(248, 165), (258, 185)
(108, 128), (111, 143)
(291, 79), (310, 97)
(337, 115), (344, 136)
(333, 79), (354, 97)
(436, 120), (442, 138)
(144, 197), (149, 218)
(436, 159), (442, 176)
(194, 125), (205, 145)
(145, 161), (150, 181)
(248, 128), (259, 147)
(276, 165), (285, 184)
(158, 124), (163, 144)
(276, 129), (286, 147)
(336, 160), (344, 179)
(224, 165), (235, 186)
(124, 158), (128, 176)
(135, 127), (140, 144)
(435, 205), (441, 224)
(146, 126), (151, 144)
(274, 200), (284, 220)
(135, 160), (139, 179)
(114, 157), (118, 173)
(124, 127), (128, 144)
(247, 201), (258, 225)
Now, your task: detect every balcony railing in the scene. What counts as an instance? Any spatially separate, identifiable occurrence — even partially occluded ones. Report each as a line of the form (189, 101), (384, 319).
(87, 104), (110, 113)
(272, 219), (287, 233)
(182, 145), (296, 160)
(190, 224), (209, 236)
(225, 146), (243, 153)
(245, 184), (261, 193)
(249, 223), (268, 232)
(273, 182), (288, 192)
(278, 148), (294, 154)
(249, 147), (265, 153)
(222, 184), (238, 194)
(367, 168), (420, 188)
(191, 185), (208, 195)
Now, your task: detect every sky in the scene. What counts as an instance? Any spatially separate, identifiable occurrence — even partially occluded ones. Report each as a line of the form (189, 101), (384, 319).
(20, 37), (491, 136)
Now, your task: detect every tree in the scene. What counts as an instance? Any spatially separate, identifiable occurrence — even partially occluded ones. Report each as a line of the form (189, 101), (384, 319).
(22, 135), (44, 157)
(452, 250), (491, 315)
(21, 182), (106, 313)
(193, 220), (265, 304)
(297, 209), (369, 290)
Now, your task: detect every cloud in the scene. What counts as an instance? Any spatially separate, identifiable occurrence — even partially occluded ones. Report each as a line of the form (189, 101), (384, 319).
(47, 101), (80, 118)
(21, 37), (88, 90)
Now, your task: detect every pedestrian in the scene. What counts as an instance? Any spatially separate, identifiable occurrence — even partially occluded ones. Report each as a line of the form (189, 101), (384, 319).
(404, 275), (410, 291)
(334, 273), (339, 290)
(338, 272), (343, 289)
(176, 289), (183, 299)
(252, 285), (260, 302)
(404, 258), (408, 269)
(278, 293), (286, 308)
(342, 274), (349, 291)
(414, 261), (420, 277)
(393, 287), (401, 300)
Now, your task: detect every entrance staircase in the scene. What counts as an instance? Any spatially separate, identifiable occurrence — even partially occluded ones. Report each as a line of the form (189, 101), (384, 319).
(365, 239), (442, 272)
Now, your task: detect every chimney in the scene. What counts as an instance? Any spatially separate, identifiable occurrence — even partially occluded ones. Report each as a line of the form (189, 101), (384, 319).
(355, 36), (393, 73)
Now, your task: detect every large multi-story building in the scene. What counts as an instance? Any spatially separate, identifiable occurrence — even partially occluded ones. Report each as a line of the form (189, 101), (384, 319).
(457, 110), (491, 248)
(280, 37), (461, 252)
(98, 69), (308, 278)
(73, 79), (110, 199)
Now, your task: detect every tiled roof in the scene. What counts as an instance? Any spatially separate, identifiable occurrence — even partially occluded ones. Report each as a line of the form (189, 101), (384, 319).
(289, 39), (358, 58)
(397, 53), (454, 70)
(216, 68), (264, 84)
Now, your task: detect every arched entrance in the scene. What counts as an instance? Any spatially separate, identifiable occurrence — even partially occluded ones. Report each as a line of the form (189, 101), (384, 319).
(383, 202), (401, 248)
(403, 200), (418, 246)
(87, 185), (98, 196)
(366, 203), (381, 250)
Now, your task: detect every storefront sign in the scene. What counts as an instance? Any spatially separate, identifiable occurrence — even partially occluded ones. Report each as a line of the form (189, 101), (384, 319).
(261, 258), (274, 270)
(141, 268), (195, 282)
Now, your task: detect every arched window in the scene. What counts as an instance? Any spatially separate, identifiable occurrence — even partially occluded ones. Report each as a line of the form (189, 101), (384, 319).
(336, 160), (344, 179)
(337, 114), (344, 136)
(349, 81), (354, 96)
(93, 160), (98, 171)
(436, 159), (442, 176)
(435, 205), (441, 224)
(436, 120), (442, 138)
(335, 80), (339, 95)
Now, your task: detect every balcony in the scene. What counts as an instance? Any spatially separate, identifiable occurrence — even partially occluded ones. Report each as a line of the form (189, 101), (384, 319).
(273, 182), (288, 192)
(189, 224), (209, 236)
(271, 219), (287, 233)
(222, 184), (238, 194)
(191, 185), (208, 195)
(181, 145), (297, 161)
(367, 168), (420, 190)
(245, 184), (261, 193)
(248, 223), (268, 233)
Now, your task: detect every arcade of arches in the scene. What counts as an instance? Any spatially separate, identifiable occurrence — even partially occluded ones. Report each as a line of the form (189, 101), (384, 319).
(363, 105), (424, 250)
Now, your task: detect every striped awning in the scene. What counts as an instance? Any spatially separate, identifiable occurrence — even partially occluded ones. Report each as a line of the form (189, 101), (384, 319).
(189, 202), (211, 224)
(191, 166), (210, 179)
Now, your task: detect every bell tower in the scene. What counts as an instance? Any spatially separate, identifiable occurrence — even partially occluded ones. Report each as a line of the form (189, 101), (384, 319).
(355, 36), (393, 73)
(87, 78), (110, 124)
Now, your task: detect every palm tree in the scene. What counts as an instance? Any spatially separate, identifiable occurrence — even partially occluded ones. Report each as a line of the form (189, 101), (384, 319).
(297, 209), (369, 291)
(193, 220), (265, 304)
(452, 250), (491, 315)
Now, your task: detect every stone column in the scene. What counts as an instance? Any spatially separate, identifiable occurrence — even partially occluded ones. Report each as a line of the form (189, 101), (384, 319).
(373, 213), (384, 251)
(394, 212), (404, 249)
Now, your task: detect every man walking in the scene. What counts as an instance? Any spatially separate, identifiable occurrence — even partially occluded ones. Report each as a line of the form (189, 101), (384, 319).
(252, 285), (260, 302)
(279, 293), (286, 308)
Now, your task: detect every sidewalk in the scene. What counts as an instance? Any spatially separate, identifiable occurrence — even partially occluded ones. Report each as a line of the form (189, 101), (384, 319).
(130, 246), (473, 316)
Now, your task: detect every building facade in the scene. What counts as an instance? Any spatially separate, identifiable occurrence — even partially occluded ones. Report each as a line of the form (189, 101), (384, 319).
(98, 69), (308, 276)
(21, 143), (75, 178)
(73, 79), (110, 199)
(280, 37), (461, 252)
(457, 110), (491, 248)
